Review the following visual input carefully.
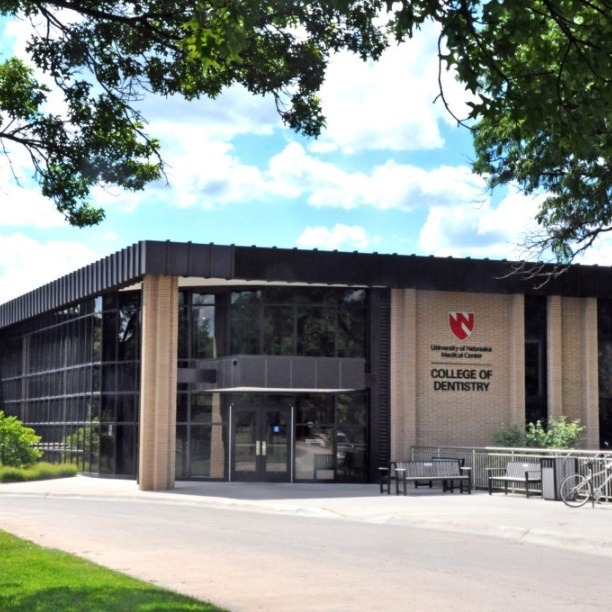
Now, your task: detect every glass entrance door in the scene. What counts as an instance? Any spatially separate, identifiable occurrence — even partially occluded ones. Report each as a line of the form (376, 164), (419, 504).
(231, 406), (291, 482)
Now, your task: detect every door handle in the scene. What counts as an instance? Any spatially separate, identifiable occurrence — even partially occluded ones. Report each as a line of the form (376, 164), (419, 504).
(256, 441), (261, 456)
(261, 441), (267, 456)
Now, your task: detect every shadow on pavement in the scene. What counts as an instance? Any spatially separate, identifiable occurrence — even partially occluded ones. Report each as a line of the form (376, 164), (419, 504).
(171, 481), (462, 501)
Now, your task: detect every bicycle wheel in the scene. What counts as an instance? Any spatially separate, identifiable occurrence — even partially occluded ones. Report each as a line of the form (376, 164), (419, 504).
(560, 474), (592, 508)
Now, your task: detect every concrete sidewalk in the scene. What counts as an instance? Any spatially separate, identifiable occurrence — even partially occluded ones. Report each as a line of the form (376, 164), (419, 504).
(2, 475), (612, 558)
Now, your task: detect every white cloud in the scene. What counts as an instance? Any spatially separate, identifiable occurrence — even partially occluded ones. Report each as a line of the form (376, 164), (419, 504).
(313, 21), (474, 154)
(267, 142), (369, 204)
(1, 16), (281, 217)
(141, 88), (280, 140)
(362, 162), (486, 210)
(296, 224), (380, 251)
(1, 15), (480, 221)
(0, 233), (100, 303)
(0, 143), (66, 227)
(0, 181), (66, 229)
(267, 143), (485, 211)
(110, 138), (486, 215)
(578, 239), (612, 267)
(417, 186), (544, 259)
(149, 132), (268, 209)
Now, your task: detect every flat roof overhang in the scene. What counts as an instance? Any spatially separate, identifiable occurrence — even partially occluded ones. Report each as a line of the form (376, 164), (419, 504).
(2, 240), (612, 330)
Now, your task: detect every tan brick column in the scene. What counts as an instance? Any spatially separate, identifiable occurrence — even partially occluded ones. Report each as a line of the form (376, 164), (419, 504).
(582, 298), (599, 448)
(390, 288), (416, 459)
(139, 274), (179, 491)
(547, 295), (563, 418)
(210, 392), (225, 478)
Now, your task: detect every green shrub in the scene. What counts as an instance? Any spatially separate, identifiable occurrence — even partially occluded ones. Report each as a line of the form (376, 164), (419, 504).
(493, 416), (584, 449)
(0, 462), (78, 483)
(492, 422), (526, 447)
(0, 411), (42, 467)
(525, 416), (584, 449)
(0, 466), (25, 482)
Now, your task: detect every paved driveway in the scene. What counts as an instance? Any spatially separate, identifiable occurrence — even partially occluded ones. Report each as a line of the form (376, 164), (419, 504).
(2, 477), (612, 610)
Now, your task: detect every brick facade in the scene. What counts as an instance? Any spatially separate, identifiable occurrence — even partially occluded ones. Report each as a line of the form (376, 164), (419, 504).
(391, 289), (599, 452)
(559, 297), (599, 448)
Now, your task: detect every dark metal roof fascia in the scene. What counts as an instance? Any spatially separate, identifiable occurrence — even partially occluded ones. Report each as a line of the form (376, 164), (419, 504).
(0, 242), (146, 329)
(231, 245), (612, 297)
(2, 239), (612, 330)
(0, 241), (238, 329)
(140, 240), (235, 279)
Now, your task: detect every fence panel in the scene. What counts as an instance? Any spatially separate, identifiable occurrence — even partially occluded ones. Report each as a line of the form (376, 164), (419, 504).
(410, 445), (612, 500)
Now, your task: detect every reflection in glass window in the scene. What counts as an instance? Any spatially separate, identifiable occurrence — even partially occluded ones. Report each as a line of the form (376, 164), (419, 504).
(263, 306), (294, 355)
(294, 392), (368, 482)
(228, 288), (366, 358)
(336, 393), (367, 426)
(599, 300), (612, 448)
(295, 424), (334, 480)
(116, 395), (136, 422)
(296, 396), (334, 424)
(191, 393), (212, 422)
(524, 295), (547, 425)
(178, 291), (216, 361)
(231, 291), (261, 354)
(297, 306), (335, 357)
(177, 393), (189, 423)
(176, 425), (188, 478)
(192, 305), (216, 358)
(117, 298), (139, 361)
(0, 292), (140, 478)
(337, 307), (366, 358)
(193, 292), (215, 306)
(175, 423), (228, 479)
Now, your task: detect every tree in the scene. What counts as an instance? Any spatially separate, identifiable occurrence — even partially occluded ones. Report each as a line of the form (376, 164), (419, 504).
(0, 410), (42, 467)
(0, 0), (387, 226)
(385, 0), (610, 265)
(0, 1), (609, 262)
(460, 1), (611, 264)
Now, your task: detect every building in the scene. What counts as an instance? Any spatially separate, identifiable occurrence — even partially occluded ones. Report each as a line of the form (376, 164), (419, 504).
(1, 241), (612, 490)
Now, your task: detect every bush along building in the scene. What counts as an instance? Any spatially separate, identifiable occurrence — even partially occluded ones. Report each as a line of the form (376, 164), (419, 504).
(1, 241), (611, 491)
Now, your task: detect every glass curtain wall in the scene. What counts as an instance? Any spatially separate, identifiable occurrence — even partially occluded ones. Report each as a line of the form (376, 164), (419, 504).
(230, 287), (366, 357)
(524, 295), (547, 424)
(0, 292), (140, 476)
(98, 293), (140, 476)
(177, 290), (228, 478)
(294, 392), (368, 481)
(176, 287), (368, 481)
(0, 301), (100, 470)
(598, 299), (612, 448)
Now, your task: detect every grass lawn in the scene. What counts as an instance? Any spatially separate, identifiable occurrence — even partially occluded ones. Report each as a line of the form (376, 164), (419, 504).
(0, 530), (225, 611)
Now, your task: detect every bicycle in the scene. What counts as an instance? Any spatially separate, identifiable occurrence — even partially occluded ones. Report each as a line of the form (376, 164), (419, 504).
(559, 456), (612, 508)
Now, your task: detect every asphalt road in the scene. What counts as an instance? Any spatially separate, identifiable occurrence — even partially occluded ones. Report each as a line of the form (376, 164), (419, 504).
(2, 491), (612, 611)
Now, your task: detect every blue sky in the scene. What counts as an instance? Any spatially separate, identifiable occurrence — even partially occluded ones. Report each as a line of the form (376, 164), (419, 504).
(1, 13), (610, 304)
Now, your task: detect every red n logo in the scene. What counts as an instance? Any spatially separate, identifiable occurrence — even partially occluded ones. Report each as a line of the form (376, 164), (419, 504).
(449, 312), (475, 341)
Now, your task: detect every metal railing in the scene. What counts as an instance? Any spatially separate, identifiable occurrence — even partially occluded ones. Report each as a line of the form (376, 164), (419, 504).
(411, 445), (612, 500)
(35, 442), (82, 464)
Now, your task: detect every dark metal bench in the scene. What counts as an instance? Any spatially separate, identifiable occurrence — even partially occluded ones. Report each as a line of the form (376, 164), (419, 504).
(412, 457), (467, 492)
(380, 460), (471, 495)
(487, 461), (542, 497)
